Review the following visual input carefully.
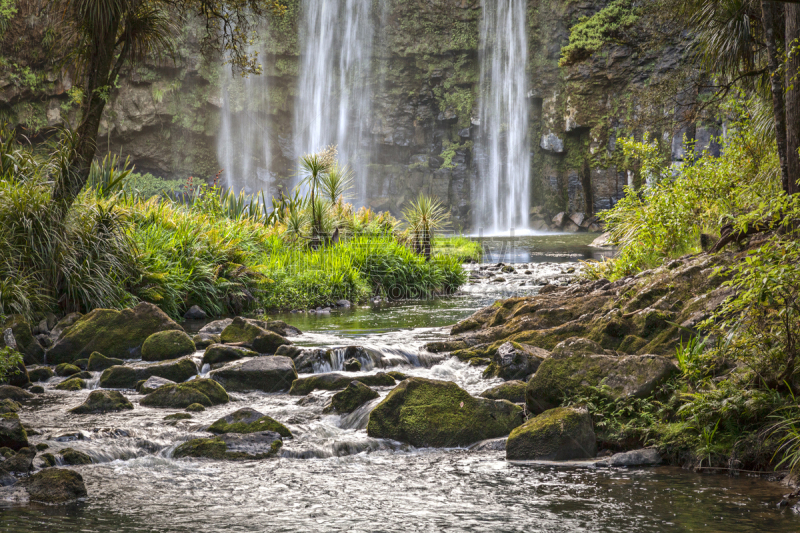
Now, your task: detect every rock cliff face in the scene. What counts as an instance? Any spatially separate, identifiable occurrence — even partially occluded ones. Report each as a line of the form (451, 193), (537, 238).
(0, 0), (690, 229)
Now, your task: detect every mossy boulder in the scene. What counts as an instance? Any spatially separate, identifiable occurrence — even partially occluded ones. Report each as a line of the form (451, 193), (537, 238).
(0, 413), (28, 450)
(252, 331), (292, 354)
(208, 407), (292, 438)
(137, 376), (176, 394)
(39, 452), (56, 466)
(0, 446), (13, 458)
(139, 378), (228, 408)
(47, 302), (184, 364)
(73, 358), (89, 370)
(98, 358), (198, 389)
(0, 446), (35, 473)
(323, 381), (379, 414)
(387, 371), (408, 381)
(0, 385), (33, 401)
(506, 407), (597, 461)
(54, 377), (86, 391)
(29, 385), (44, 394)
(0, 399), (21, 414)
(69, 390), (134, 414)
(202, 344), (257, 366)
(55, 363), (81, 377)
(193, 334), (220, 350)
(210, 356), (297, 393)
(1, 315), (45, 365)
(344, 358), (362, 372)
(35, 442), (48, 451)
(366, 377), (524, 448)
(220, 317), (268, 345)
(479, 381), (527, 403)
(22, 468), (87, 503)
(173, 432), (283, 461)
(87, 352), (124, 371)
(4, 361), (29, 388)
(483, 342), (549, 381)
(165, 412), (193, 421)
(141, 330), (196, 362)
(60, 447), (92, 465)
(289, 372), (395, 396)
(186, 403), (205, 412)
(526, 353), (678, 414)
(28, 367), (54, 382)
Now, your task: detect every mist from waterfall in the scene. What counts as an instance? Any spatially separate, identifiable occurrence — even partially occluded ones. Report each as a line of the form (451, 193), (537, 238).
(294, 0), (374, 205)
(216, 51), (276, 195)
(474, 0), (530, 235)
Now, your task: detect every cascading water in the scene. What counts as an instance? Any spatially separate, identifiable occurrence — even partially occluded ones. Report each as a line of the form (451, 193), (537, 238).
(474, 0), (531, 235)
(216, 51), (276, 194)
(294, 0), (374, 204)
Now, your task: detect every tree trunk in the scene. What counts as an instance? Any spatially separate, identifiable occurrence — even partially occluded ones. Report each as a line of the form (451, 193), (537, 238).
(786, 3), (800, 195)
(52, 21), (119, 209)
(763, 0), (790, 193)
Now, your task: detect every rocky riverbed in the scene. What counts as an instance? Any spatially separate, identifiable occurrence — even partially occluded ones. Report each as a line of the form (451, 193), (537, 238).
(1, 252), (799, 531)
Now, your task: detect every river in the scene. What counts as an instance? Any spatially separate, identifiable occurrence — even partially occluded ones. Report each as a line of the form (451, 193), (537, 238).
(2, 234), (798, 532)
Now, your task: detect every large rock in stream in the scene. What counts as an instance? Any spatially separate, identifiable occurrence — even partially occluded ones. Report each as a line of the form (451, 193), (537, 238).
(210, 357), (297, 393)
(141, 330), (196, 361)
(208, 407), (292, 438)
(0, 413), (28, 450)
(483, 341), (548, 381)
(21, 468), (88, 503)
(219, 317), (292, 353)
(506, 407), (597, 461)
(47, 303), (184, 364)
(173, 432), (283, 460)
(366, 377), (524, 448)
(69, 390), (134, 414)
(99, 358), (198, 389)
(1, 315), (45, 365)
(140, 378), (228, 408)
(323, 381), (379, 414)
(526, 350), (678, 414)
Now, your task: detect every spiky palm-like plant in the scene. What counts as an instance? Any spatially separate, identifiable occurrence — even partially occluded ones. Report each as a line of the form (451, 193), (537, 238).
(299, 152), (332, 243)
(320, 162), (354, 204)
(402, 193), (450, 260)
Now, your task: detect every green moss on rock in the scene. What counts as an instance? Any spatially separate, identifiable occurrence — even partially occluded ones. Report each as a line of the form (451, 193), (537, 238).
(28, 367), (54, 382)
(98, 358), (198, 389)
(55, 363), (81, 377)
(0, 385), (33, 401)
(60, 447), (92, 465)
(186, 403), (205, 412)
(141, 330), (196, 362)
(479, 381), (527, 403)
(506, 407), (597, 461)
(47, 302), (184, 364)
(40, 452), (56, 466)
(164, 413), (193, 420)
(323, 381), (380, 414)
(1, 315), (44, 365)
(173, 433), (283, 460)
(69, 390), (134, 414)
(55, 377), (86, 391)
(202, 344), (257, 366)
(0, 412), (28, 450)
(139, 378), (228, 408)
(366, 377), (524, 448)
(220, 317), (267, 345)
(87, 352), (124, 371)
(22, 468), (87, 504)
(0, 398), (21, 414)
(208, 407), (292, 438)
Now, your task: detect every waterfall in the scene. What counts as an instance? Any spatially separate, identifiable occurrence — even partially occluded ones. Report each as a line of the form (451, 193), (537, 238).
(216, 53), (276, 195)
(294, 0), (374, 205)
(474, 0), (531, 235)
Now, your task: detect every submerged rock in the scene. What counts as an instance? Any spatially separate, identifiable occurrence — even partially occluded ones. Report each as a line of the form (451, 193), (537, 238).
(139, 378), (228, 408)
(22, 468), (87, 504)
(483, 342), (548, 381)
(210, 357), (297, 393)
(202, 344), (257, 366)
(208, 407), (292, 438)
(185, 403), (205, 412)
(141, 330), (196, 362)
(47, 302), (184, 364)
(506, 407), (596, 461)
(366, 377), (524, 448)
(0, 399), (20, 413)
(526, 353), (678, 414)
(87, 351), (125, 371)
(54, 377), (86, 391)
(0, 386), (33, 401)
(479, 381), (527, 404)
(60, 447), (92, 465)
(323, 381), (379, 414)
(0, 413), (28, 450)
(28, 367), (54, 382)
(55, 363), (81, 377)
(69, 390), (134, 414)
(164, 413), (192, 421)
(173, 432), (283, 460)
(289, 372), (395, 396)
(595, 448), (662, 467)
(98, 358), (197, 389)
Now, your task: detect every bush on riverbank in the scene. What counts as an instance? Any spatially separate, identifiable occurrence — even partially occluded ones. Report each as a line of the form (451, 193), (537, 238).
(0, 129), (468, 322)
(574, 103), (800, 473)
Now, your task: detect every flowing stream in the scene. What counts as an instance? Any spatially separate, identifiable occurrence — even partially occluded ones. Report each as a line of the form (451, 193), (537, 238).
(2, 235), (798, 531)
